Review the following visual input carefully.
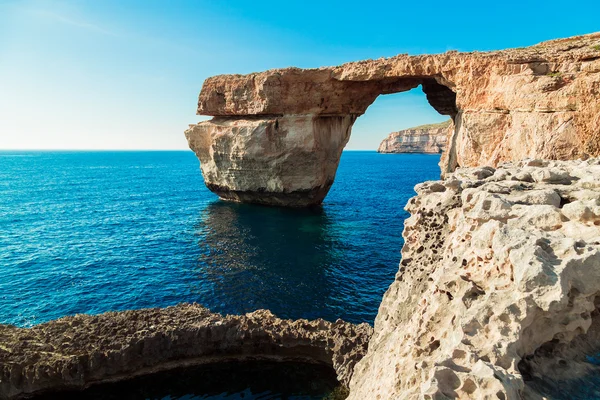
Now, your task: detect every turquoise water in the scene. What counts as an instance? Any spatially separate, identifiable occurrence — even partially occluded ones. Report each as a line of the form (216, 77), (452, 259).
(0, 151), (441, 327)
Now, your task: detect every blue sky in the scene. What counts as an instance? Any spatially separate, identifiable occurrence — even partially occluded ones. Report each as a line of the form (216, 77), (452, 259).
(1, 0), (598, 150)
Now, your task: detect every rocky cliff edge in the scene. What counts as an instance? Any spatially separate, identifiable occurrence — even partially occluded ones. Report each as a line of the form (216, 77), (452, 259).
(349, 158), (600, 399)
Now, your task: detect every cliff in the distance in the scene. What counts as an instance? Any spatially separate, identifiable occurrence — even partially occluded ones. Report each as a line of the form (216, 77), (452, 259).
(377, 119), (451, 153)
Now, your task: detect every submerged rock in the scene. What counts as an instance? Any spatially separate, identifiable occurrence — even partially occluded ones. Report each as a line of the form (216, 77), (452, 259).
(348, 158), (600, 399)
(187, 32), (600, 207)
(377, 120), (452, 154)
(0, 304), (372, 399)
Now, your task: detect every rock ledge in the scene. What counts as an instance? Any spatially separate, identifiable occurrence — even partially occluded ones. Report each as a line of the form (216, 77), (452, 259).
(0, 304), (372, 399)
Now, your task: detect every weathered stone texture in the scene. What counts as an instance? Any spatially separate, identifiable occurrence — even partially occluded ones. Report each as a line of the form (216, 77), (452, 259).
(185, 115), (354, 206)
(0, 305), (372, 399)
(348, 158), (600, 399)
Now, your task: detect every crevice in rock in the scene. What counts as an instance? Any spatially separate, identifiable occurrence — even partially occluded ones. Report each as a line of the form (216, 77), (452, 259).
(520, 296), (600, 399)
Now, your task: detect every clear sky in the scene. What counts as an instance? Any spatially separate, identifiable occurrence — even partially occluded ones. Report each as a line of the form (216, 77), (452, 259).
(1, 0), (598, 150)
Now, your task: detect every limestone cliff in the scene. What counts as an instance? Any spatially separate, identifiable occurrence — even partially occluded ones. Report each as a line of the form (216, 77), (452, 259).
(187, 32), (600, 206)
(0, 305), (371, 399)
(348, 159), (600, 399)
(377, 120), (452, 153)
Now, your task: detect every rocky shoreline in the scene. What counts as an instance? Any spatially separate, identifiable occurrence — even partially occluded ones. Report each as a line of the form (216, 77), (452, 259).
(349, 158), (600, 399)
(2, 159), (599, 399)
(377, 120), (451, 154)
(3, 32), (600, 400)
(0, 305), (371, 399)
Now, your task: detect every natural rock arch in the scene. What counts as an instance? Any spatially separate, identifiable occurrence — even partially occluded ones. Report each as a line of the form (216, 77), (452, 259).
(186, 33), (600, 207)
(185, 75), (459, 207)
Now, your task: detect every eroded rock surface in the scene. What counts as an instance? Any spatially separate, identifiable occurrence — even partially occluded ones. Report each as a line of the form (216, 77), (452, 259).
(378, 120), (452, 154)
(348, 159), (600, 399)
(187, 33), (600, 206)
(0, 304), (372, 399)
(185, 115), (354, 206)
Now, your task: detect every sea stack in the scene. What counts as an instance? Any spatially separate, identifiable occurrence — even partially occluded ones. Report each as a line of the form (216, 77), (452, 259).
(185, 115), (355, 207)
(377, 120), (452, 154)
(186, 32), (600, 207)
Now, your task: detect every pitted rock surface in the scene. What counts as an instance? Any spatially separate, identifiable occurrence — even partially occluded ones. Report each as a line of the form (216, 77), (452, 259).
(0, 304), (372, 399)
(187, 32), (600, 206)
(348, 158), (600, 399)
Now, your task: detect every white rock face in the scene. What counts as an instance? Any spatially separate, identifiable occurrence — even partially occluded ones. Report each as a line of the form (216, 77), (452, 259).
(349, 159), (600, 399)
(185, 115), (354, 207)
(378, 120), (452, 154)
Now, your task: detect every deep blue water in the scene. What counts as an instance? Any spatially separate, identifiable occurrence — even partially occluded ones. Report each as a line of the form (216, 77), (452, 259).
(0, 151), (441, 327)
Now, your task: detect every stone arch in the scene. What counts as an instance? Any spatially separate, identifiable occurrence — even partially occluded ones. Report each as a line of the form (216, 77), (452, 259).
(186, 35), (600, 207)
(186, 72), (461, 207)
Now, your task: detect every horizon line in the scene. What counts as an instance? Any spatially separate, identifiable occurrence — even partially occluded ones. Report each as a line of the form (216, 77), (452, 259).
(0, 148), (382, 152)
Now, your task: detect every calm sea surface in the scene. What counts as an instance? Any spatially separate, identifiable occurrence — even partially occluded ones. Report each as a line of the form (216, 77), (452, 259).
(0, 151), (441, 327)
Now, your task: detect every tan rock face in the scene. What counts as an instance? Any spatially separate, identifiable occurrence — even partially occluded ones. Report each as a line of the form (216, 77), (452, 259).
(185, 115), (354, 206)
(378, 120), (452, 154)
(187, 32), (600, 206)
(348, 158), (600, 399)
(0, 304), (372, 399)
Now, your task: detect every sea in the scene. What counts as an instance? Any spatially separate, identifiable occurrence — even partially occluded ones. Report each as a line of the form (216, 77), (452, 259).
(0, 150), (441, 399)
(0, 150), (441, 328)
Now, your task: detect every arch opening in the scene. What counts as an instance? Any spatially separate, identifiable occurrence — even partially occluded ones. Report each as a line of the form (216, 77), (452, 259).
(346, 78), (457, 162)
(186, 74), (461, 207)
(358, 76), (458, 120)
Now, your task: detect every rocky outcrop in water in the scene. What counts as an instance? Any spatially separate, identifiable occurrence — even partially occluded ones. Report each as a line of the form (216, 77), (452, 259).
(348, 158), (600, 399)
(377, 120), (451, 154)
(186, 32), (600, 207)
(185, 115), (354, 207)
(0, 304), (372, 399)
